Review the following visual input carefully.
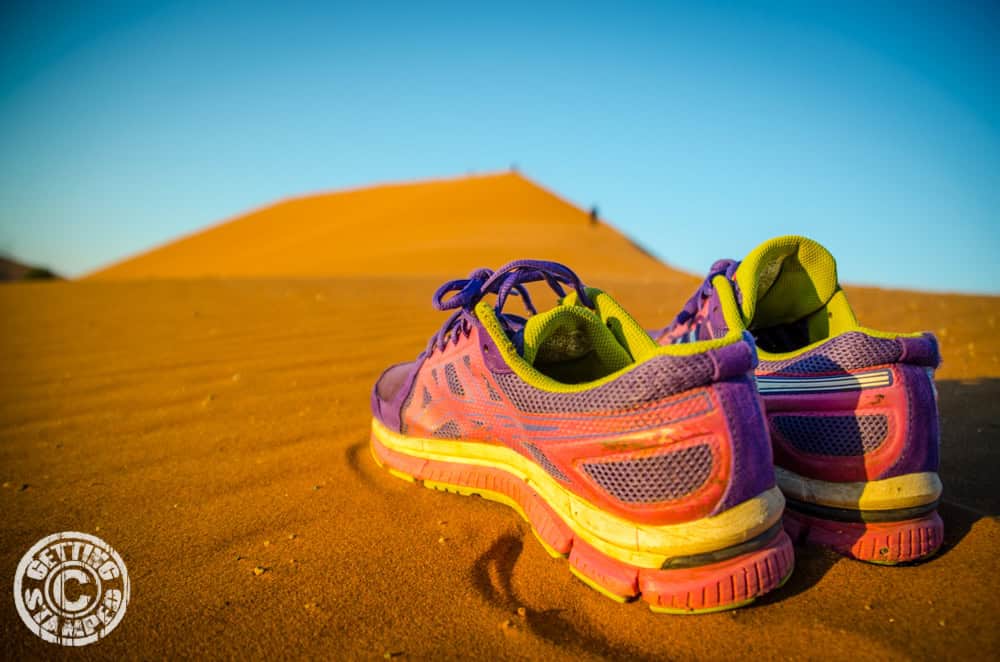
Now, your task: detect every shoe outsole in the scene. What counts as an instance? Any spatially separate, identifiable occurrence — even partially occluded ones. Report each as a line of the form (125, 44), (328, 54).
(371, 434), (794, 614)
(782, 507), (943, 565)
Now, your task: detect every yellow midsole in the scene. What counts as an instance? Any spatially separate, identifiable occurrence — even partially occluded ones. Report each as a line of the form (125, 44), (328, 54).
(371, 418), (784, 569)
(775, 467), (942, 511)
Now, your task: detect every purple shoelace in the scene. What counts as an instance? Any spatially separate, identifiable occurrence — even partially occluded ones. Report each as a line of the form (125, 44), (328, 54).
(425, 259), (593, 355)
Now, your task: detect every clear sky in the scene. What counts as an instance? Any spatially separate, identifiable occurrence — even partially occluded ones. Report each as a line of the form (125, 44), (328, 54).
(1, 1), (998, 292)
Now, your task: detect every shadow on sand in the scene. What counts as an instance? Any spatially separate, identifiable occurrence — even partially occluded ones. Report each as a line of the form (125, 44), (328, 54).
(344, 438), (378, 488)
(932, 378), (1000, 556)
(470, 532), (657, 661)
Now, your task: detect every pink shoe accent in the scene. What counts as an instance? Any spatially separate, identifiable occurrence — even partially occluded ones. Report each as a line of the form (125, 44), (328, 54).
(405, 332), (742, 527)
(639, 531), (794, 613)
(783, 509), (943, 564)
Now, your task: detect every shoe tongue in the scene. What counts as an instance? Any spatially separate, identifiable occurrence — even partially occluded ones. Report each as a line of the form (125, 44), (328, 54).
(733, 236), (840, 330)
(518, 293), (634, 382)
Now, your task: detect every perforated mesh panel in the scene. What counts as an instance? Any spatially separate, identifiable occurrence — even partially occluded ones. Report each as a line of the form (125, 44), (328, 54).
(523, 443), (569, 481)
(494, 352), (716, 413)
(771, 414), (888, 456)
(433, 420), (462, 439)
(444, 363), (464, 397)
(421, 386), (432, 408)
(581, 444), (714, 504)
(757, 332), (901, 375)
(484, 378), (503, 402)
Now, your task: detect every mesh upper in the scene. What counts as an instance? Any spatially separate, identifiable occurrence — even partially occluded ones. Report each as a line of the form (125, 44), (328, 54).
(771, 414), (889, 456)
(484, 378), (503, 402)
(494, 352), (716, 414)
(757, 332), (902, 374)
(444, 363), (465, 396)
(581, 444), (714, 503)
(400, 347), (718, 441)
(433, 420), (462, 439)
(523, 442), (570, 481)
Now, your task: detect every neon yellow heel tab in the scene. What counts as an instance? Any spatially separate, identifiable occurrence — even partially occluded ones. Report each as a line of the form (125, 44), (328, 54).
(734, 235), (840, 328)
(584, 288), (660, 362)
(520, 303), (633, 373)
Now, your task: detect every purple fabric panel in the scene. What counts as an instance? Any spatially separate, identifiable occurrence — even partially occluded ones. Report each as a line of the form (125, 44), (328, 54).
(650, 263), (738, 343)
(700, 289), (731, 340)
(707, 332), (758, 380)
(881, 364), (940, 479)
(493, 338), (755, 414)
(370, 357), (424, 433)
(369, 386), (385, 425)
(898, 332), (941, 368)
(757, 331), (941, 375)
(375, 361), (417, 399)
(757, 331), (903, 374)
(711, 375), (776, 515)
(473, 321), (513, 374)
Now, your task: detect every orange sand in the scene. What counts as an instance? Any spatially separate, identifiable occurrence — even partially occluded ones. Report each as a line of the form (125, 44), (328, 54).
(86, 172), (684, 284)
(2, 175), (998, 659)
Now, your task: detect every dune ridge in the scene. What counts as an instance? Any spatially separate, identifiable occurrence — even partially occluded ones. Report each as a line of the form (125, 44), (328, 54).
(86, 172), (685, 284)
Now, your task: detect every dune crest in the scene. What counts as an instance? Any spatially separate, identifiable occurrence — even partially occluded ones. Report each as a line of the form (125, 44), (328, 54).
(86, 172), (683, 283)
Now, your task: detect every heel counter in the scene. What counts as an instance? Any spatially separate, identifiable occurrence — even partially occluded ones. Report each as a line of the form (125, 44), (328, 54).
(892, 332), (942, 477)
(883, 363), (940, 479)
(549, 379), (769, 527)
(765, 360), (940, 483)
(712, 375), (777, 515)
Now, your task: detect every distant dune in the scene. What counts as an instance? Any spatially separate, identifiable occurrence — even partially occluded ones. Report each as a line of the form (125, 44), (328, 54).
(0, 255), (59, 282)
(86, 172), (686, 284)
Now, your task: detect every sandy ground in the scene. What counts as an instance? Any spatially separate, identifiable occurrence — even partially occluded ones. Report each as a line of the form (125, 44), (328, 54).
(1, 275), (998, 660)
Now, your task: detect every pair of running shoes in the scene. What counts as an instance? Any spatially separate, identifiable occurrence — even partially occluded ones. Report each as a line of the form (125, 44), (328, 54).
(369, 235), (942, 614)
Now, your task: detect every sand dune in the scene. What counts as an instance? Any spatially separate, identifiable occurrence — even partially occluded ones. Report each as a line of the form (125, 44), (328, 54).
(86, 172), (683, 284)
(2, 174), (998, 658)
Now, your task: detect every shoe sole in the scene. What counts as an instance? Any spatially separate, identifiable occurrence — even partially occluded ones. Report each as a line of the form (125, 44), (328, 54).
(783, 504), (944, 565)
(775, 467), (943, 564)
(370, 418), (794, 613)
(782, 502), (943, 564)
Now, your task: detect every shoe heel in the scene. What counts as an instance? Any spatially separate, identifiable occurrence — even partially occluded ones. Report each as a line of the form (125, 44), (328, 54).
(565, 529), (796, 613)
(783, 508), (943, 564)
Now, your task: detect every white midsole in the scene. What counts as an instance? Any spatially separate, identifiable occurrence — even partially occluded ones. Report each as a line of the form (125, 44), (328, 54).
(372, 418), (784, 568)
(775, 467), (942, 511)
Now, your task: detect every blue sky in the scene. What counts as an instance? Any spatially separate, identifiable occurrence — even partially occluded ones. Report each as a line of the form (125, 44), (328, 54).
(1, 1), (997, 292)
